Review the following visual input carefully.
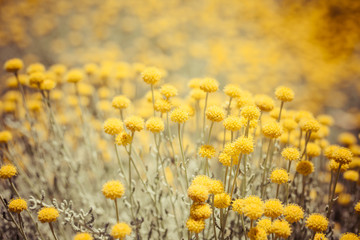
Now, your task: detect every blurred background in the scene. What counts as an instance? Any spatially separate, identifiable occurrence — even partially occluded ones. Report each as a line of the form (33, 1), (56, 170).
(0, 0), (360, 131)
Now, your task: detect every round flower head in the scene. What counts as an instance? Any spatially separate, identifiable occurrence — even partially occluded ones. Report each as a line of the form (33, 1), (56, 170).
(281, 147), (300, 161)
(306, 143), (321, 158)
(40, 79), (56, 91)
(296, 160), (314, 176)
(234, 136), (254, 154)
(199, 77), (219, 93)
(74, 233), (93, 240)
(125, 116), (144, 132)
(223, 84), (241, 98)
(190, 203), (212, 220)
(146, 117), (164, 133)
(190, 88), (206, 100)
(264, 199), (283, 219)
(270, 169), (289, 184)
(314, 233), (328, 240)
(102, 180), (125, 199)
(257, 218), (272, 233)
(329, 160), (349, 172)
(300, 118), (320, 132)
(355, 201), (360, 214)
(66, 69), (83, 83)
(188, 184), (209, 202)
(29, 72), (45, 86)
(170, 108), (189, 123)
(209, 179), (224, 195)
(324, 145), (340, 159)
(232, 199), (245, 214)
(218, 152), (237, 166)
(241, 105), (260, 120)
(38, 207), (59, 223)
(8, 198), (27, 213)
(186, 218), (205, 233)
(339, 233), (359, 240)
(103, 118), (123, 135)
(248, 227), (267, 240)
(223, 116), (242, 131)
(198, 145), (216, 159)
(214, 193), (231, 209)
(244, 195), (264, 206)
(188, 78), (201, 88)
(282, 118), (297, 132)
(223, 142), (241, 157)
(306, 213), (328, 232)
(191, 175), (212, 188)
(206, 105), (225, 122)
(142, 67), (162, 85)
(284, 204), (304, 223)
(154, 98), (172, 113)
(333, 147), (353, 165)
(112, 95), (130, 109)
(275, 86), (294, 102)
(262, 121), (282, 139)
(111, 222), (131, 239)
(160, 84), (177, 98)
(244, 203), (264, 220)
(0, 164), (17, 179)
(338, 132), (357, 146)
(27, 63), (45, 74)
(115, 132), (132, 146)
(0, 131), (13, 143)
(271, 219), (292, 238)
(4, 58), (23, 72)
(343, 170), (359, 182)
(317, 114), (334, 126)
(255, 94), (275, 112)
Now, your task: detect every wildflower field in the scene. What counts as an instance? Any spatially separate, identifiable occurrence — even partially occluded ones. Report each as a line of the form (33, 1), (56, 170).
(1, 0), (360, 239)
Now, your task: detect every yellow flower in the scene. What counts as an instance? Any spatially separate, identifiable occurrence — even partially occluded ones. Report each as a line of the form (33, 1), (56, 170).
(223, 84), (241, 98)
(209, 179), (224, 195)
(263, 199), (283, 219)
(317, 115), (334, 126)
(333, 147), (353, 165)
(38, 207), (59, 223)
(102, 180), (125, 200)
(0, 131), (13, 143)
(110, 222), (132, 239)
(355, 201), (360, 214)
(271, 219), (292, 238)
(329, 160), (349, 172)
(27, 63), (45, 74)
(198, 145), (216, 159)
(112, 95), (131, 109)
(324, 145), (340, 159)
(145, 117), (164, 133)
(248, 227), (267, 240)
(190, 203), (212, 220)
(255, 94), (275, 112)
(4, 58), (23, 72)
(125, 116), (144, 132)
(218, 152), (234, 166)
(343, 170), (359, 182)
(190, 89), (206, 100)
(339, 233), (359, 240)
(232, 199), (245, 214)
(223, 116), (242, 131)
(214, 193), (231, 209)
(73, 232), (93, 240)
(284, 204), (304, 223)
(206, 105), (225, 122)
(306, 213), (328, 232)
(115, 132), (132, 146)
(188, 184), (209, 202)
(270, 169), (289, 184)
(300, 118), (320, 132)
(103, 118), (123, 135)
(241, 105), (260, 120)
(257, 218), (272, 233)
(186, 218), (205, 233)
(314, 233), (328, 240)
(281, 147), (300, 161)
(160, 84), (178, 98)
(244, 203), (264, 220)
(338, 132), (357, 146)
(29, 72), (45, 86)
(262, 121), (282, 139)
(8, 198), (27, 213)
(66, 69), (83, 83)
(234, 136), (254, 154)
(282, 118), (297, 132)
(199, 77), (218, 93)
(170, 108), (189, 123)
(40, 79), (56, 91)
(306, 143), (321, 158)
(142, 67), (162, 85)
(296, 160), (314, 176)
(0, 164), (17, 179)
(275, 86), (294, 102)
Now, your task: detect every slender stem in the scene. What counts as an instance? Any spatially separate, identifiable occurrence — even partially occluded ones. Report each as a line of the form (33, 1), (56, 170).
(49, 222), (59, 240)
(114, 139), (128, 186)
(202, 92), (209, 140)
(277, 101), (284, 122)
(114, 199), (119, 223)
(275, 184), (280, 199)
(261, 139), (273, 198)
(207, 121), (214, 144)
(151, 84), (156, 116)
(211, 195), (218, 240)
(327, 164), (342, 219)
(178, 123), (189, 189)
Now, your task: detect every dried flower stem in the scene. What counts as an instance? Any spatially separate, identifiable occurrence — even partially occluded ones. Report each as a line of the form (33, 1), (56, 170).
(327, 164), (342, 219)
(49, 222), (59, 240)
(178, 123), (189, 189)
(202, 92), (209, 140)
